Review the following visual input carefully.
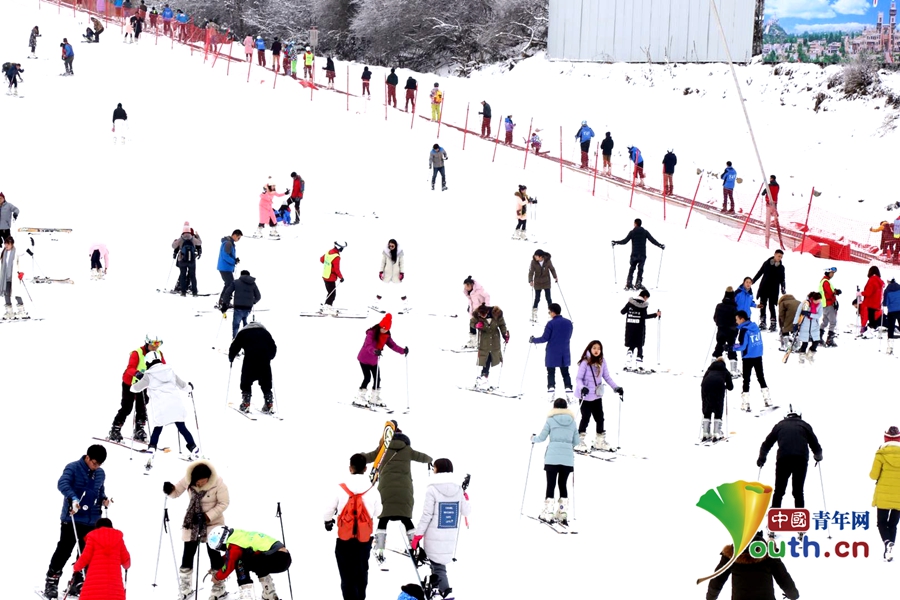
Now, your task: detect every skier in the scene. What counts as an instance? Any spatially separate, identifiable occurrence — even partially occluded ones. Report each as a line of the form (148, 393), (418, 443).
(303, 46), (314, 78)
(627, 145), (645, 186)
(29, 25), (40, 57)
(620, 289), (659, 369)
(513, 184), (534, 240)
(757, 404), (823, 515)
(123, 17), (134, 43)
(529, 131), (542, 154)
(324, 453), (383, 600)
(256, 181), (286, 239)
(172, 224), (201, 296)
(761, 175), (781, 247)
(478, 100), (491, 137)
(574, 340), (621, 452)
(662, 149), (676, 195)
(721, 161), (737, 213)
(611, 218), (665, 291)
(132, 11), (144, 42)
(429, 82), (442, 121)
(0, 236), (28, 320)
(208, 526), (292, 600)
(735, 277), (756, 316)
(283, 42), (293, 76)
(287, 171), (304, 224)
(108, 336), (162, 443)
(599, 131), (613, 175)
(574, 120), (594, 169)
(705, 530), (800, 600)
(149, 6), (159, 31)
(529, 303), (574, 400)
(751, 249), (786, 332)
(712, 286), (739, 377)
(429, 143), (448, 191)
(242, 34), (253, 61)
(533, 398), (579, 523)
(162, 4), (174, 37)
(734, 310), (770, 412)
(700, 357), (732, 442)
(324, 55), (336, 88)
(363, 424), (433, 563)
(859, 265), (885, 337)
(361, 66), (372, 96)
(818, 267), (840, 347)
(225, 270), (261, 338)
(111, 102), (127, 144)
(88, 243), (109, 280)
(376, 238), (407, 310)
(5, 62), (23, 96)
(215, 230), (242, 311)
(870, 425), (900, 562)
(61, 39), (74, 75)
(471, 304), (509, 389)
(777, 293), (801, 352)
(404, 75), (417, 111)
(355, 313), (408, 408)
(255, 36), (266, 67)
(462, 275), (490, 348)
(884, 277), (900, 354)
(270, 37), (281, 72)
(504, 115), (515, 145)
(528, 248), (557, 319)
(410, 459), (471, 600)
(229, 320), (277, 414)
(320, 241), (346, 314)
(42, 445), (109, 600)
(386, 67), (399, 107)
(70, 518), (130, 600)
(163, 460), (230, 600)
(792, 291), (822, 364)
(0, 192), (18, 241)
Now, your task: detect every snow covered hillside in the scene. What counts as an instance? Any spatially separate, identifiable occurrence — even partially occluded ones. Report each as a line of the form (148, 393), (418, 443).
(2, 1), (897, 599)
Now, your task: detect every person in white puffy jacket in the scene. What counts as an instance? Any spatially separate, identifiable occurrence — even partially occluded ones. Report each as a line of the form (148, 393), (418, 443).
(376, 238), (407, 310)
(411, 458), (471, 599)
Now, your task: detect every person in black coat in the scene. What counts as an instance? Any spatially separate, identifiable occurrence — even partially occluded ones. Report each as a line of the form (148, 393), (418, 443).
(599, 132), (613, 175)
(478, 100), (492, 137)
(226, 270), (261, 338)
(404, 76), (417, 112)
(751, 250), (786, 332)
(612, 218), (665, 291)
(386, 67), (399, 107)
(700, 358), (733, 441)
(758, 405), (823, 510)
(229, 320), (277, 414)
(361, 66), (372, 96)
(662, 150), (677, 195)
(621, 289), (660, 367)
(706, 530), (799, 600)
(712, 286), (739, 375)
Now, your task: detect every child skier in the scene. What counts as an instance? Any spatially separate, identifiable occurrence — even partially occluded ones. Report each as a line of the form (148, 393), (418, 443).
(620, 289), (659, 369)
(376, 238), (407, 311)
(355, 313), (408, 408)
(504, 116), (515, 145)
(574, 340), (621, 452)
(532, 398), (579, 524)
(792, 291), (822, 364)
(734, 310), (771, 412)
(712, 286), (739, 377)
(700, 357), (732, 442)
(70, 518), (130, 600)
(529, 131), (542, 155)
(471, 304), (509, 389)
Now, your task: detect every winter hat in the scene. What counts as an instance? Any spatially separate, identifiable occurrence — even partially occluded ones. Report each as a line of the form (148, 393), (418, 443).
(400, 585), (425, 600)
(334, 241), (346, 252)
(379, 313), (392, 330)
(183, 221), (191, 233)
(724, 287), (735, 300)
(190, 463), (212, 485)
(117, 103), (123, 108)
(240, 270), (250, 276)
(886, 426), (900, 443)
(518, 184), (527, 190)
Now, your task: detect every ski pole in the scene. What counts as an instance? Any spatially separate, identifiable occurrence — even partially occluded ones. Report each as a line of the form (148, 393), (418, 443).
(495, 341), (507, 388)
(519, 440), (535, 515)
(571, 469), (576, 523)
(517, 341), (532, 398)
(213, 309), (225, 347)
(194, 519), (201, 600)
(817, 462), (831, 540)
(130, 412), (135, 460)
(162, 257), (175, 292)
(611, 244), (617, 285)
(657, 318), (662, 366)
(167, 503), (179, 590)
(152, 496), (167, 588)
(375, 355), (380, 400)
(405, 354), (410, 413)
(556, 280), (573, 322)
(701, 328), (716, 372)
(656, 248), (664, 288)
(71, 514), (82, 558)
(20, 278), (34, 304)
(616, 390), (624, 450)
(275, 502), (295, 600)
(224, 362), (233, 407)
(188, 383), (202, 456)
(725, 391), (730, 442)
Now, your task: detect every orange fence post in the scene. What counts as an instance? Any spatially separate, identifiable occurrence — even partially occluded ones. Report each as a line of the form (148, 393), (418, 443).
(310, 58), (314, 101)
(592, 146), (599, 196)
(684, 174), (703, 229)
(628, 164), (637, 208)
(57, 0), (60, 15)
(225, 36), (232, 76)
(437, 93), (445, 138)
(491, 113), (501, 162)
(522, 118), (533, 170)
(662, 166), (667, 221)
(462, 103), (470, 150)
(799, 186), (816, 254)
(410, 88), (417, 129)
(737, 183), (765, 242)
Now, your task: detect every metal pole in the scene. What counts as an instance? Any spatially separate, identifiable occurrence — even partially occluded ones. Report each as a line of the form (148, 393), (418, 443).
(152, 497), (167, 587)
(611, 245), (617, 286)
(437, 92), (444, 138)
(656, 317), (661, 366)
(275, 503), (295, 600)
(656, 248), (664, 288)
(591, 146), (599, 196)
(615, 390), (624, 450)
(662, 165), (667, 220)
(491, 113), (501, 163)
(405, 354), (411, 413)
(224, 363), (232, 407)
(559, 126), (563, 183)
(556, 281), (572, 323)
(188, 383), (202, 455)
(519, 441), (535, 515)
(517, 342), (532, 398)
(628, 160), (637, 208)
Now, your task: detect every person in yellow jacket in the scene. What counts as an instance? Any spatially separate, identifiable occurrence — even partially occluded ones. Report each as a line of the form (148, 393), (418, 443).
(429, 83), (443, 121)
(871, 425), (900, 562)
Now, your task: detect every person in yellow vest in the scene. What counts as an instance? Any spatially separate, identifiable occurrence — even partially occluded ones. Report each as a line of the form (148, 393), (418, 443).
(209, 526), (291, 600)
(429, 83), (442, 121)
(320, 242), (346, 314)
(107, 335), (164, 444)
(303, 46), (314, 79)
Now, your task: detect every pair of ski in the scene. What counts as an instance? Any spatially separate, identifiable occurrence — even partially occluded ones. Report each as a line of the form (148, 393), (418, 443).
(300, 309), (367, 318)
(156, 289), (216, 297)
(227, 403), (283, 421)
(91, 436), (169, 454)
(344, 400), (395, 414)
(31, 277), (74, 284)
(0, 316), (42, 324)
(367, 306), (411, 315)
(458, 385), (521, 399)
(695, 437), (729, 447)
(524, 514), (578, 534)
(334, 211), (379, 218)
(622, 366), (660, 374)
(575, 448), (616, 462)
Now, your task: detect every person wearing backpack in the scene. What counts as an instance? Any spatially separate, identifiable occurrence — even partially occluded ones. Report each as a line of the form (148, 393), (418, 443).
(172, 225), (201, 296)
(324, 453), (383, 600)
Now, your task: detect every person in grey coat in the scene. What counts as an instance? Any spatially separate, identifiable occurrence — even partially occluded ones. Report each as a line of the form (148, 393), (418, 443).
(429, 144), (448, 191)
(531, 399), (579, 524)
(0, 236), (27, 319)
(225, 270), (261, 338)
(0, 192), (20, 241)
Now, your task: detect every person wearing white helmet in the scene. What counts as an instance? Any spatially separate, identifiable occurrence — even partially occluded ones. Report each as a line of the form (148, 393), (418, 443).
(208, 526), (291, 600)
(303, 46), (314, 79)
(818, 266), (841, 347)
(255, 35), (266, 67)
(107, 335), (164, 444)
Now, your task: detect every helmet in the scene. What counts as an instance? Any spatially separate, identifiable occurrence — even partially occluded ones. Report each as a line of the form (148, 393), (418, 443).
(305, 46), (310, 51)
(581, 120), (587, 126)
(434, 82), (439, 87)
(145, 351), (163, 367)
(825, 267), (837, 274)
(785, 404), (801, 418)
(145, 334), (163, 346)
(207, 526), (233, 551)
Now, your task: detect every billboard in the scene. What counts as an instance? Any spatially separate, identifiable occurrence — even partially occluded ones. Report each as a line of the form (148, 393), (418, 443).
(548, 0), (756, 63)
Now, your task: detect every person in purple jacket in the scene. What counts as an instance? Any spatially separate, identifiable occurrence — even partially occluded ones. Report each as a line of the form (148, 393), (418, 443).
(354, 313), (408, 409)
(529, 303), (574, 401)
(574, 340), (623, 452)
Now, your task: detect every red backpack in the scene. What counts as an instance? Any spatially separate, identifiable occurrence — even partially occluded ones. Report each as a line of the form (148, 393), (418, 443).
(337, 484), (374, 542)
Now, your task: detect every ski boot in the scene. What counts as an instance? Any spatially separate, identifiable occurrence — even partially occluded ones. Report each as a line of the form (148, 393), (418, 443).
(253, 226), (265, 239)
(209, 578), (228, 600)
(885, 541), (895, 562)
(442, 183), (447, 191)
(239, 393), (251, 413)
(178, 567), (193, 599)
(593, 432), (612, 451)
(463, 333), (477, 349)
(624, 283), (634, 291)
(805, 350), (816, 364)
(778, 335), (789, 352)
(635, 356), (644, 368)
(769, 318), (777, 332)
(133, 420), (148, 443)
(888, 339), (895, 355)
(262, 392), (275, 414)
(761, 388), (772, 408)
(237, 583), (256, 600)
(798, 351), (806, 364)
(68, 570), (84, 597)
(700, 418), (712, 442)
(740, 392), (751, 412)
(44, 569), (62, 599)
(2, 304), (13, 320)
(624, 350), (634, 369)
(511, 229), (520, 240)
(564, 388), (574, 404)
(531, 308), (538, 322)
(825, 331), (837, 347)
(269, 228), (280, 239)
(353, 389), (369, 407)
(474, 376), (490, 390)
(145, 447), (157, 471)
(546, 387), (556, 402)
(729, 359), (741, 379)
(520, 230), (528, 241)
(108, 424), (124, 443)
(539, 498), (555, 522)
(712, 419), (724, 441)
(259, 574), (278, 600)
(555, 498), (569, 525)
(635, 279), (644, 291)
(431, 183), (435, 191)
(371, 389), (386, 407)
(374, 529), (387, 564)
(186, 443), (201, 461)
(574, 432), (589, 452)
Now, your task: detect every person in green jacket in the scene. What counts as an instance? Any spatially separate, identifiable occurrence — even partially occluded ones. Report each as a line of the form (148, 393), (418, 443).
(363, 426), (432, 564)
(871, 425), (900, 562)
(209, 526), (291, 600)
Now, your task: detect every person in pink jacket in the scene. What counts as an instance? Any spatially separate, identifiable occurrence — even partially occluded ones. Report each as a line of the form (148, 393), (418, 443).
(354, 313), (408, 408)
(243, 35), (253, 62)
(88, 243), (109, 280)
(463, 275), (490, 348)
(256, 179), (286, 239)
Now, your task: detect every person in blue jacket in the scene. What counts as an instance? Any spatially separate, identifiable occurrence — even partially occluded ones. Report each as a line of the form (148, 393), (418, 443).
(61, 39), (74, 75)
(43, 445), (110, 599)
(255, 35), (266, 67)
(734, 310), (771, 413)
(161, 4), (174, 37)
(529, 303), (574, 401)
(574, 121), (594, 169)
(175, 9), (188, 40)
(216, 229), (242, 311)
(532, 398), (579, 524)
(735, 277), (757, 315)
(721, 161), (737, 213)
(628, 146), (645, 187)
(884, 277), (900, 355)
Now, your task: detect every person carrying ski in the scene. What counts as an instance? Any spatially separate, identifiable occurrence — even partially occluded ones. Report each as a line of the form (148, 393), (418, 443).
(404, 75), (417, 111)
(386, 67), (399, 107)
(574, 121), (594, 169)
(429, 144), (447, 191)
(859, 265), (885, 336)
(324, 453), (383, 600)
(758, 404), (822, 514)
(761, 174), (781, 246)
(29, 25), (40, 57)
(70, 518), (130, 600)
(533, 398), (579, 524)
(163, 460), (229, 600)
(777, 293), (801, 352)
(513, 184), (533, 241)
(612, 218), (664, 291)
(662, 149), (677, 195)
(478, 100), (491, 137)
(324, 56), (336, 88)
(600, 132), (613, 175)
(504, 115), (515, 145)
(627, 145), (645, 186)
(255, 36), (266, 67)
(172, 225), (201, 297)
(734, 310), (770, 412)
(111, 102), (127, 144)
(43, 445), (110, 600)
(574, 340), (621, 452)
(472, 304), (509, 389)
(410, 459), (471, 600)
(131, 351), (198, 461)
(721, 161), (737, 213)
(621, 289), (659, 368)
(712, 286), (739, 376)
(705, 530), (800, 600)
(429, 82), (442, 121)
(363, 424), (433, 563)
(751, 249), (786, 332)
(361, 66), (372, 96)
(229, 320), (277, 414)
(462, 276), (490, 348)
(208, 527), (291, 600)
(700, 357), (732, 442)
(530, 303), (574, 400)
(355, 313), (408, 408)
(0, 236), (26, 319)
(320, 241), (345, 314)
(870, 425), (900, 562)
(376, 238), (406, 309)
(0, 192), (18, 241)
(224, 269), (261, 338)
(215, 230), (242, 311)
(792, 291), (822, 364)
(528, 248), (557, 319)
(5, 62), (23, 96)
(88, 243), (109, 279)
(257, 181), (286, 239)
(884, 277), (900, 355)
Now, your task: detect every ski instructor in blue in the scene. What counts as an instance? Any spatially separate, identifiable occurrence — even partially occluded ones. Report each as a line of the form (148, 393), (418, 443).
(529, 302), (574, 401)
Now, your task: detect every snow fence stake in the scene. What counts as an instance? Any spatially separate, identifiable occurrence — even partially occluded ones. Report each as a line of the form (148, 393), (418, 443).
(684, 173), (703, 229)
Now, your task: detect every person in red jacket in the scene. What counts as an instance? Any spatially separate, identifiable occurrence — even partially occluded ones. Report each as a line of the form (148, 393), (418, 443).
(289, 171), (304, 225)
(859, 265), (885, 336)
(761, 175), (781, 247)
(71, 518), (131, 600)
(107, 335), (165, 444)
(818, 267), (841, 347)
(320, 242), (345, 314)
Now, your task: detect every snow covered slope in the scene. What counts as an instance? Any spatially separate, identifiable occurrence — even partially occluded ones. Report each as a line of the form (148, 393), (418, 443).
(2, 2), (897, 599)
